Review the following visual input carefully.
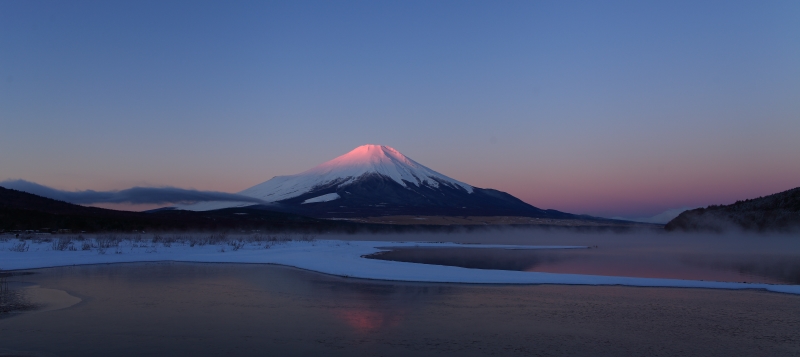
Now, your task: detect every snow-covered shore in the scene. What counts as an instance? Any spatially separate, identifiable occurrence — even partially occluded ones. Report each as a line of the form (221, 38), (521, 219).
(2, 237), (799, 295)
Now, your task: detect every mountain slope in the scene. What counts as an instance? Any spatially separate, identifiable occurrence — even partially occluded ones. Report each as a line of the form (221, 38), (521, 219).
(665, 187), (800, 232)
(179, 145), (576, 219)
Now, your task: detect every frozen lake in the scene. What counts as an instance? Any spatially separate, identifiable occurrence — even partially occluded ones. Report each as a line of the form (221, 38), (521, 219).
(2, 262), (800, 357)
(2, 231), (800, 355)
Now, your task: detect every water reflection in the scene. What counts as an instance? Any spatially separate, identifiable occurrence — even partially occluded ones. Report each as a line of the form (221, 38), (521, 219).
(367, 247), (800, 284)
(681, 255), (800, 284)
(337, 308), (401, 333)
(309, 276), (457, 334)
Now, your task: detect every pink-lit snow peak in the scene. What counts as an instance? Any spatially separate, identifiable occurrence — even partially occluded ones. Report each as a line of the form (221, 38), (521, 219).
(175, 145), (474, 210)
(239, 144), (474, 203)
(305, 145), (431, 177)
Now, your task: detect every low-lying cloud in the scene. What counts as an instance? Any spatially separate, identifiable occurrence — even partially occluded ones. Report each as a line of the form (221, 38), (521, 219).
(0, 180), (266, 205)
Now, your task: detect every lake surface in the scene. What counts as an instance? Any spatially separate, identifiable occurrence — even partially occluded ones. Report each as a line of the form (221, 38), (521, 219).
(1, 262), (800, 356)
(366, 246), (800, 284)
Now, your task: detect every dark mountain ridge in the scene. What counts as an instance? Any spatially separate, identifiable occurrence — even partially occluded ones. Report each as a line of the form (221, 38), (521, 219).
(665, 187), (800, 232)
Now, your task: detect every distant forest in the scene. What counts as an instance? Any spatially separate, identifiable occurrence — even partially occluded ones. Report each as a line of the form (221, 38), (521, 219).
(665, 187), (800, 232)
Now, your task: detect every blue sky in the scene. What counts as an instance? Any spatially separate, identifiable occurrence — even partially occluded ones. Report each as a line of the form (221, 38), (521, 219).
(2, 0), (799, 218)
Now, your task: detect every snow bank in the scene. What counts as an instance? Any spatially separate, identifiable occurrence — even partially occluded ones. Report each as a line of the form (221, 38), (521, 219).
(1, 238), (798, 295)
(302, 193), (341, 204)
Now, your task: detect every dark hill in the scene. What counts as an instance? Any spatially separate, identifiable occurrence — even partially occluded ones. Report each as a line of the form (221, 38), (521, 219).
(0, 186), (363, 233)
(0, 185), (110, 214)
(665, 187), (800, 232)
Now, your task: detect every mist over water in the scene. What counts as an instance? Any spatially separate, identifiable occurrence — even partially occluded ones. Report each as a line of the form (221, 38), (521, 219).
(335, 229), (800, 284)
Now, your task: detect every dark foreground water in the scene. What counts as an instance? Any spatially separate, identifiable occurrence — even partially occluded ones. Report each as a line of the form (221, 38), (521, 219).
(1, 262), (800, 357)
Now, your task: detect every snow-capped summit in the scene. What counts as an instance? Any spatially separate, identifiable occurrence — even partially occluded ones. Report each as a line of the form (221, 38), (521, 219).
(178, 144), (574, 219)
(241, 144), (472, 203)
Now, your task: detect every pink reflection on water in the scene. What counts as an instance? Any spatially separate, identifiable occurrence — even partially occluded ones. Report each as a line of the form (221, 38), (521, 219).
(335, 308), (403, 334)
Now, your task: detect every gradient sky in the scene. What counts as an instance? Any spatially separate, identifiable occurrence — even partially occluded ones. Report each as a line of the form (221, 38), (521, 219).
(1, 0), (799, 219)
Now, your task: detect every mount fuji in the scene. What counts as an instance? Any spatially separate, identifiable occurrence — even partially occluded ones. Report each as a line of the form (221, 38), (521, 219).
(178, 145), (576, 219)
